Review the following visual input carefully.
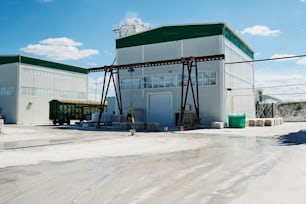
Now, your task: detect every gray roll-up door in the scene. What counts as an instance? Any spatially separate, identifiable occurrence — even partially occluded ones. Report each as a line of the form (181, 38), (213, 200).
(148, 93), (172, 126)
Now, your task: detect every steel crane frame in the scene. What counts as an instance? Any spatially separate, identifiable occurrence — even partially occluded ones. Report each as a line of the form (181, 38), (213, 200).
(88, 54), (225, 129)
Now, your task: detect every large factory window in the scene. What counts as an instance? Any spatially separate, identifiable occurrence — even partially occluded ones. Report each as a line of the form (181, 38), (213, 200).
(22, 66), (86, 81)
(0, 86), (16, 96)
(21, 87), (86, 100)
(121, 72), (217, 90)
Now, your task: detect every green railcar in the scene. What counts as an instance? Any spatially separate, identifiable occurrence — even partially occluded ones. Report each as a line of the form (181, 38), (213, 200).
(49, 99), (107, 125)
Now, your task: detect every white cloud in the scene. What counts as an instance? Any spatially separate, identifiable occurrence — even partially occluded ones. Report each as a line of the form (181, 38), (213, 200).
(121, 12), (151, 29)
(297, 57), (306, 65)
(270, 54), (296, 61)
(114, 12), (152, 37)
(40, 37), (82, 47)
(241, 25), (281, 36)
(269, 54), (306, 65)
(300, 0), (306, 2)
(20, 37), (99, 61)
(121, 17), (151, 30)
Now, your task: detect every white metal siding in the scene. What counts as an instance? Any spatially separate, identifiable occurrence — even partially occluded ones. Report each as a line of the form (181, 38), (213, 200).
(183, 36), (221, 57)
(0, 63), (18, 123)
(117, 46), (142, 64)
(224, 37), (255, 119)
(18, 64), (88, 124)
(144, 41), (181, 62)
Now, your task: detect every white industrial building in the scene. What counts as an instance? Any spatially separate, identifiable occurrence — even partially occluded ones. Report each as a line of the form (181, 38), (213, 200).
(114, 23), (256, 127)
(0, 55), (88, 124)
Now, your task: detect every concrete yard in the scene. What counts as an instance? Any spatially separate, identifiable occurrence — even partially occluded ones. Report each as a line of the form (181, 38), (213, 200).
(1, 123), (306, 203)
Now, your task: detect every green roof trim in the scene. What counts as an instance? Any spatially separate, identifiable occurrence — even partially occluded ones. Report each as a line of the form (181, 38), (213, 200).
(116, 24), (224, 49)
(0, 56), (19, 65)
(0, 55), (88, 74)
(223, 26), (254, 58)
(116, 23), (254, 59)
(20, 56), (88, 74)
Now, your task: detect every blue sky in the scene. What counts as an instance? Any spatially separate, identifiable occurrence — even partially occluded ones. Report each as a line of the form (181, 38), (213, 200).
(1, 0), (306, 101)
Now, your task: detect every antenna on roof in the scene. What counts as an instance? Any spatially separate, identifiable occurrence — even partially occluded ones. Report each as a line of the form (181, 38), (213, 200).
(112, 18), (151, 38)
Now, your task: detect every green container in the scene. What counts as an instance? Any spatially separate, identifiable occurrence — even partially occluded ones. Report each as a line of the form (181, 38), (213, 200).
(228, 113), (246, 128)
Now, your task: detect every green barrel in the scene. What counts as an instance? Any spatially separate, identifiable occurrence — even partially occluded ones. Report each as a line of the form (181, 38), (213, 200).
(228, 113), (246, 128)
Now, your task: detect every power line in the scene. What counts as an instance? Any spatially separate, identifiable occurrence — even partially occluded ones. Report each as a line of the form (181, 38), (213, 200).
(228, 82), (306, 91)
(256, 82), (306, 89)
(229, 92), (306, 97)
(89, 54), (224, 72)
(225, 54), (306, 64)
(262, 92), (306, 96)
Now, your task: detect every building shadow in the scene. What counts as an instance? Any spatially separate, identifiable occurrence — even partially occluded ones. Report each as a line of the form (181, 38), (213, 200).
(278, 130), (306, 145)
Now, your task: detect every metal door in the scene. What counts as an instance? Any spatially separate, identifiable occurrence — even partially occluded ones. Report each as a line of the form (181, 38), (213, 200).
(148, 93), (172, 126)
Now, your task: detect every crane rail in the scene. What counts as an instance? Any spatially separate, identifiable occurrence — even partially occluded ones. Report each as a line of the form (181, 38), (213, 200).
(88, 54), (225, 72)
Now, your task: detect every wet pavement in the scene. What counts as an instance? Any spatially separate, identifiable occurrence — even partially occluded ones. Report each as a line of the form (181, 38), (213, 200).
(0, 134), (287, 204)
(0, 125), (127, 150)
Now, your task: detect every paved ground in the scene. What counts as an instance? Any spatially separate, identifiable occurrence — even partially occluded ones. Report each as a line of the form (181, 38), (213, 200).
(0, 123), (306, 203)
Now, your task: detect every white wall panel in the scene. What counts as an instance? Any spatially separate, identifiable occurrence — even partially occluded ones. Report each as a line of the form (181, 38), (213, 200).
(18, 64), (88, 124)
(183, 36), (222, 57)
(0, 63), (18, 123)
(224, 37), (255, 119)
(117, 46), (142, 64)
(144, 41), (181, 62)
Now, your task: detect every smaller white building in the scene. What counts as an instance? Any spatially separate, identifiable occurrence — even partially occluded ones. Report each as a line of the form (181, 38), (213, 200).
(0, 55), (88, 124)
